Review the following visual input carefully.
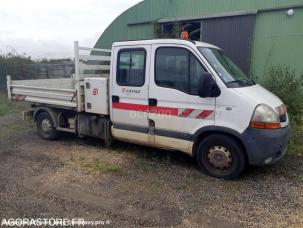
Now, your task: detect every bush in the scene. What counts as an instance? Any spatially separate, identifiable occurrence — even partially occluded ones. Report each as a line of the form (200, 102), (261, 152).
(260, 65), (303, 123)
(259, 65), (303, 155)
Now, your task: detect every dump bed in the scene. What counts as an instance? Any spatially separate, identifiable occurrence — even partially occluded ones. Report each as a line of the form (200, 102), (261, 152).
(7, 77), (77, 108)
(7, 41), (111, 111)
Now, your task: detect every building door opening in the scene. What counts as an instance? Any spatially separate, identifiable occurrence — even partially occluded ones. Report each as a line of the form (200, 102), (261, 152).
(161, 21), (201, 41)
(201, 15), (256, 75)
(160, 14), (256, 75)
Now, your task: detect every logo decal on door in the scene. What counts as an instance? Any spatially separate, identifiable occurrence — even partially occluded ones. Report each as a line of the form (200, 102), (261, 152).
(122, 88), (141, 94)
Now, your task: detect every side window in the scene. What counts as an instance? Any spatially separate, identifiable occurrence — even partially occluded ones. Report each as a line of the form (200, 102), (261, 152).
(155, 47), (207, 95)
(155, 48), (189, 94)
(190, 54), (207, 95)
(117, 49), (146, 87)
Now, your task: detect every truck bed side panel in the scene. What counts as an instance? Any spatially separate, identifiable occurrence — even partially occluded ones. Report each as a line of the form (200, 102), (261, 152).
(9, 78), (77, 109)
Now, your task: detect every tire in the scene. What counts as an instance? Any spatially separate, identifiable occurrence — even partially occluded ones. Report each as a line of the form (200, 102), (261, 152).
(36, 111), (60, 140)
(196, 134), (247, 180)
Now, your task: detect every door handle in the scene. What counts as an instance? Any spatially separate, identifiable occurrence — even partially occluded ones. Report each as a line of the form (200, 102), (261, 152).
(149, 98), (158, 106)
(112, 95), (120, 103)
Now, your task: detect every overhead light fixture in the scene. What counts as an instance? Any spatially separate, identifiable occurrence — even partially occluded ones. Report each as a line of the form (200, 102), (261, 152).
(287, 9), (294, 16)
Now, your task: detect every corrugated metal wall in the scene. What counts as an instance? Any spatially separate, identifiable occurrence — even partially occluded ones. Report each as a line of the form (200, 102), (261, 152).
(251, 8), (303, 78)
(95, 0), (303, 78)
(96, 0), (303, 49)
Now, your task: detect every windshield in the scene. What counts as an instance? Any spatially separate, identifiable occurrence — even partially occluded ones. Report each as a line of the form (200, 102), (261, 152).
(198, 47), (255, 88)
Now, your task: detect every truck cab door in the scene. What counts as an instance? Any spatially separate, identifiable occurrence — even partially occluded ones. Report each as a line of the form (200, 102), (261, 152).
(148, 44), (216, 154)
(111, 45), (151, 144)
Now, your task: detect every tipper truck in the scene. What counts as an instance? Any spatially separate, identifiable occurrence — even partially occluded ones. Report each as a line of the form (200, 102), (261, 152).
(7, 39), (291, 179)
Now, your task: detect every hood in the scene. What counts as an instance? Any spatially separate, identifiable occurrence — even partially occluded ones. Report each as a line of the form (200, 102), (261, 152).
(232, 84), (284, 109)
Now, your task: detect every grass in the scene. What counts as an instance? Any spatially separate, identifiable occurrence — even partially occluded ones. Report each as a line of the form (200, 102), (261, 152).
(288, 122), (303, 156)
(0, 115), (34, 138)
(0, 95), (33, 138)
(134, 159), (163, 172)
(0, 95), (28, 116)
(79, 157), (122, 175)
(289, 173), (303, 182)
(175, 178), (195, 190)
(0, 95), (11, 116)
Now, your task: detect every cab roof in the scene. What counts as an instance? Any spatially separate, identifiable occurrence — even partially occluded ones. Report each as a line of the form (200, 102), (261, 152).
(112, 39), (220, 50)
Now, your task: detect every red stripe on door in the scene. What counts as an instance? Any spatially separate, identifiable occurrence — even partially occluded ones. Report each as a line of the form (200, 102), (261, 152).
(112, 102), (149, 112)
(112, 102), (178, 116)
(179, 109), (194, 117)
(112, 102), (213, 119)
(196, 110), (213, 119)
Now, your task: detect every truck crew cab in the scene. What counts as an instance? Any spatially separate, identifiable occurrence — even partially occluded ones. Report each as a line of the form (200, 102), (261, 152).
(7, 39), (291, 179)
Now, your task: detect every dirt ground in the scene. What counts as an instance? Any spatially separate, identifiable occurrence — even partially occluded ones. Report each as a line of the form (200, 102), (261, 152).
(1, 110), (303, 227)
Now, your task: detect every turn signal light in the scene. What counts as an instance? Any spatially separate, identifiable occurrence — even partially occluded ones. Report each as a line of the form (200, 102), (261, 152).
(249, 122), (281, 129)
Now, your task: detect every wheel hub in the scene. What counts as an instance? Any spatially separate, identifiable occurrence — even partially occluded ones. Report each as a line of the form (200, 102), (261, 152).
(207, 146), (232, 169)
(41, 119), (52, 133)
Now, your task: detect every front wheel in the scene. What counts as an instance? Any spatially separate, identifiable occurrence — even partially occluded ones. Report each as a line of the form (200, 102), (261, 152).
(36, 112), (60, 140)
(196, 134), (247, 180)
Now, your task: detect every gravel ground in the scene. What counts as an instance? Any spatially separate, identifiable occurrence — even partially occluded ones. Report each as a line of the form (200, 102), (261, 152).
(1, 111), (303, 227)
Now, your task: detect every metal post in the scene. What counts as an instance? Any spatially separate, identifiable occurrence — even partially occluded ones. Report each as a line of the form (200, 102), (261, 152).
(7, 75), (12, 100)
(74, 41), (80, 81)
(74, 41), (82, 112)
(200, 21), (203, 41)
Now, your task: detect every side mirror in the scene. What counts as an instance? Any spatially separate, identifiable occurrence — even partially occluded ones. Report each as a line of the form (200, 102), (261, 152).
(198, 72), (221, 98)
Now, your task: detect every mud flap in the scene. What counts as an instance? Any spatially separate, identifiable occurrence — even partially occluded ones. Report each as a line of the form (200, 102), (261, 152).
(22, 110), (35, 121)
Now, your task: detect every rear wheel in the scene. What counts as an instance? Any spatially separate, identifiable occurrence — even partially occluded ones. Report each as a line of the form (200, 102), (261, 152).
(36, 112), (60, 140)
(196, 134), (246, 180)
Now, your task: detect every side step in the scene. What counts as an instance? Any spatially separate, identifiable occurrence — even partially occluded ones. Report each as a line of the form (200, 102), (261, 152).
(56, 127), (76, 133)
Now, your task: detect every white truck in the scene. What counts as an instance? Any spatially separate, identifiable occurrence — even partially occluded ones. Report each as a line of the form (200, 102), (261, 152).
(7, 39), (291, 179)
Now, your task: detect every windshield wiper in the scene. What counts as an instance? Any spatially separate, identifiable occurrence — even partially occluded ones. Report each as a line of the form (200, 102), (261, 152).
(226, 79), (255, 87)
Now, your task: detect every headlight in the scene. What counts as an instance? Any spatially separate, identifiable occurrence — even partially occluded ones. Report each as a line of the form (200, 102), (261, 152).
(250, 104), (281, 129)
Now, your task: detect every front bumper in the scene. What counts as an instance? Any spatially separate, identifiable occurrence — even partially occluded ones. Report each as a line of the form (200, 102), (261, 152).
(242, 125), (291, 165)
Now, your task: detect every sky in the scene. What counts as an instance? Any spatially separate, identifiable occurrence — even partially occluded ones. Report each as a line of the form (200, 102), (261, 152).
(0, 0), (142, 59)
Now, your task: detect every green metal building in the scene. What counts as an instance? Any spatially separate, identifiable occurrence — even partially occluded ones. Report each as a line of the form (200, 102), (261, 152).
(94, 0), (303, 79)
